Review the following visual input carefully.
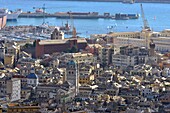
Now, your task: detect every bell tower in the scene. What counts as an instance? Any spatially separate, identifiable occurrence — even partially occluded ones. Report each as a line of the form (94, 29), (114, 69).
(66, 60), (79, 96)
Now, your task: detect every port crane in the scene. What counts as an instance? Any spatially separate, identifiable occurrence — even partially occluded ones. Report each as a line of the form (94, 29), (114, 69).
(70, 13), (76, 38)
(33, 4), (46, 24)
(140, 4), (152, 49)
(140, 4), (150, 30)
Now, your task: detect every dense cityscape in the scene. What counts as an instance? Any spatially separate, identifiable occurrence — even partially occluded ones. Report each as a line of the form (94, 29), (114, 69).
(0, 0), (170, 113)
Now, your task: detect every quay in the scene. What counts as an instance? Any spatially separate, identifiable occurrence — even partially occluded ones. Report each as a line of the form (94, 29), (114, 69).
(18, 12), (139, 20)
(19, 12), (114, 19)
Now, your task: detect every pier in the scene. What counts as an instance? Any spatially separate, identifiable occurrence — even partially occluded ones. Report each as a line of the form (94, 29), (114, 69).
(19, 12), (114, 19)
(18, 12), (139, 20)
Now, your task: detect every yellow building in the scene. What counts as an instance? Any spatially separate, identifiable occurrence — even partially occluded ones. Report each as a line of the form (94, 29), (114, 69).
(108, 31), (141, 38)
(4, 54), (14, 68)
(79, 65), (95, 84)
(7, 105), (40, 113)
(160, 29), (170, 37)
(21, 88), (31, 99)
(6, 43), (20, 56)
(0, 107), (2, 113)
(160, 94), (170, 104)
(79, 74), (94, 84)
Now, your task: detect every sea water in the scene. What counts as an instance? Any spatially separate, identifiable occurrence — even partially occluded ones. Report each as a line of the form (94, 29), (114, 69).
(1, 0), (170, 37)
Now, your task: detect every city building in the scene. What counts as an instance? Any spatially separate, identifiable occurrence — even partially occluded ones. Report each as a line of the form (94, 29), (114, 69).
(99, 44), (119, 67)
(106, 30), (170, 53)
(4, 54), (15, 68)
(6, 104), (40, 113)
(79, 65), (95, 84)
(0, 15), (7, 30)
(1, 19), (170, 112)
(26, 68), (39, 87)
(51, 27), (64, 40)
(0, 43), (5, 61)
(0, 76), (7, 97)
(6, 78), (21, 102)
(65, 53), (95, 64)
(130, 64), (152, 76)
(112, 45), (149, 68)
(35, 38), (88, 58)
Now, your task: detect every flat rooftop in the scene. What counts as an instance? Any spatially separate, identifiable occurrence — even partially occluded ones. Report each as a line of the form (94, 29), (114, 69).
(39, 38), (87, 45)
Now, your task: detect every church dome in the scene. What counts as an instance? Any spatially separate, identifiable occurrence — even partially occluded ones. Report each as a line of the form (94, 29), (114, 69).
(27, 73), (38, 79)
(68, 60), (76, 65)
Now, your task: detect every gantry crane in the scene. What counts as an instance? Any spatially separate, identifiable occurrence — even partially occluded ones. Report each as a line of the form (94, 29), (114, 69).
(140, 4), (150, 30)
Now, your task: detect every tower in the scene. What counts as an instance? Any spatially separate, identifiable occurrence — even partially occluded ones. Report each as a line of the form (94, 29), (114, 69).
(72, 27), (77, 38)
(66, 60), (79, 96)
(149, 39), (155, 56)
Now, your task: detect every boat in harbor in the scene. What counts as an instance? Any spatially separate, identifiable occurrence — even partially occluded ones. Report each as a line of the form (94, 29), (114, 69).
(114, 13), (139, 20)
(59, 21), (71, 31)
(0, 9), (22, 21)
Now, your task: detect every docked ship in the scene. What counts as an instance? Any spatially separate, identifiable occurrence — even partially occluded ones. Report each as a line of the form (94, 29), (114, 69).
(114, 13), (139, 20)
(55, 11), (99, 19)
(0, 15), (7, 30)
(0, 9), (22, 21)
(122, 0), (135, 4)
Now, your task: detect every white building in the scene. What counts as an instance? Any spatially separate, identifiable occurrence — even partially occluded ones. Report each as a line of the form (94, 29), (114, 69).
(141, 88), (152, 97)
(7, 78), (21, 102)
(65, 53), (95, 64)
(112, 46), (149, 68)
(99, 44), (120, 66)
(107, 30), (170, 53)
(112, 54), (138, 67)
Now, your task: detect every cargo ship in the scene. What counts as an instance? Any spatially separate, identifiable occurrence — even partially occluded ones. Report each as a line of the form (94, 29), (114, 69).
(55, 11), (100, 19)
(122, 0), (135, 4)
(0, 9), (22, 21)
(0, 15), (7, 30)
(114, 13), (139, 20)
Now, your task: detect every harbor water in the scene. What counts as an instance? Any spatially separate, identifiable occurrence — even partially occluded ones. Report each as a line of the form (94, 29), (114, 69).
(1, 0), (170, 37)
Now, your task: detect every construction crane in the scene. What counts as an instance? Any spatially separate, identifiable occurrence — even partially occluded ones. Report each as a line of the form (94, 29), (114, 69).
(69, 12), (77, 38)
(33, 4), (46, 25)
(140, 4), (150, 30)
